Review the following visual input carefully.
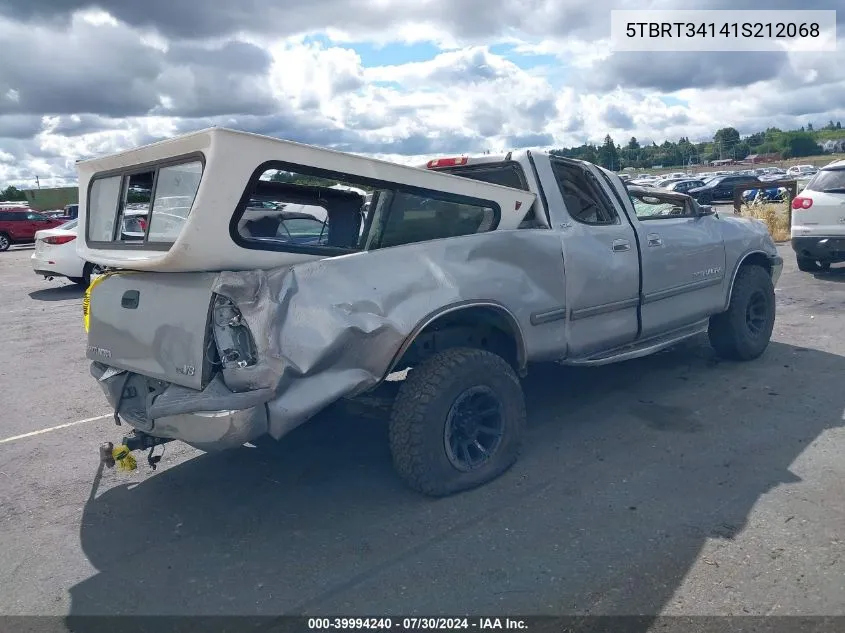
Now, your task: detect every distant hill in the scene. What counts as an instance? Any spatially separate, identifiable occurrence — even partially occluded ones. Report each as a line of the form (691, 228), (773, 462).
(552, 122), (845, 170)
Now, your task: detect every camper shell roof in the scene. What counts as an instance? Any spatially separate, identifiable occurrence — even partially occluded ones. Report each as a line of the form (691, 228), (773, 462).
(76, 127), (537, 272)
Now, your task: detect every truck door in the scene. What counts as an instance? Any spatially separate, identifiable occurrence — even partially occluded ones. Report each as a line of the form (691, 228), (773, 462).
(597, 172), (727, 338)
(542, 157), (641, 357)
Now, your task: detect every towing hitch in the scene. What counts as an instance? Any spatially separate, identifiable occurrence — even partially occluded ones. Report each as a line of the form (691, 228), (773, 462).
(99, 431), (174, 472)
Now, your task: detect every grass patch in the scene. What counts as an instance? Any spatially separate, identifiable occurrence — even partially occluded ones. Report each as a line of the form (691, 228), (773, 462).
(739, 201), (791, 242)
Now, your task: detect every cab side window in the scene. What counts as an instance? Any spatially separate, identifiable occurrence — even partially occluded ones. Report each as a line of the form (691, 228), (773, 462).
(550, 160), (620, 225)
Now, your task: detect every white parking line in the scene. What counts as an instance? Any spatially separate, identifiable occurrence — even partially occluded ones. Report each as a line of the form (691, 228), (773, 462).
(0, 414), (110, 445)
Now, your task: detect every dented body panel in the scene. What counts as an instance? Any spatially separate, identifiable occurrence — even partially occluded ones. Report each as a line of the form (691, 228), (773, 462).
(87, 230), (567, 445)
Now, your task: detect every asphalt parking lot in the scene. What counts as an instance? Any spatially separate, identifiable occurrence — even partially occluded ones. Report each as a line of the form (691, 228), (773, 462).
(1, 242), (844, 620)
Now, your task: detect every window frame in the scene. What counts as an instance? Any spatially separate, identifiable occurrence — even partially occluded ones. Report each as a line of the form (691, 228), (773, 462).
(84, 152), (205, 250)
(437, 161), (530, 191)
(230, 160), (503, 256)
(627, 189), (698, 221)
(549, 158), (621, 226)
(806, 166), (845, 193)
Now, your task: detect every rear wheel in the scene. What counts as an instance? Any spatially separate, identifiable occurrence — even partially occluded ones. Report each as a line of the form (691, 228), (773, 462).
(78, 262), (103, 287)
(797, 257), (830, 273)
(708, 265), (776, 361)
(0, 233), (10, 252)
(388, 347), (525, 497)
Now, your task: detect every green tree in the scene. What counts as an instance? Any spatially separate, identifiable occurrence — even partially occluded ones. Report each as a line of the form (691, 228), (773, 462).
(713, 127), (741, 154)
(627, 137), (640, 150)
(780, 132), (821, 158)
(807, 122), (814, 131)
(0, 185), (26, 201)
(745, 131), (766, 147)
(597, 134), (619, 169)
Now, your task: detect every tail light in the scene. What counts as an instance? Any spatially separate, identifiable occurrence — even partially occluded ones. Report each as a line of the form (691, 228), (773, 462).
(43, 235), (77, 245)
(791, 196), (813, 210)
(137, 218), (147, 230)
(426, 157), (468, 169)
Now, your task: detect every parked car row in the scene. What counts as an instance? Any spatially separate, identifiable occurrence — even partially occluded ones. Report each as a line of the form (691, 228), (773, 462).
(0, 207), (66, 251)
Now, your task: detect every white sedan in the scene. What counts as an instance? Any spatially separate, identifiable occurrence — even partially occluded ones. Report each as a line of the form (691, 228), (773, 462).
(31, 219), (103, 286)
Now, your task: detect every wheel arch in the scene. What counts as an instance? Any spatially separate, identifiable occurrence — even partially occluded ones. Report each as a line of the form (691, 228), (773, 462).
(723, 250), (774, 311)
(383, 301), (528, 381)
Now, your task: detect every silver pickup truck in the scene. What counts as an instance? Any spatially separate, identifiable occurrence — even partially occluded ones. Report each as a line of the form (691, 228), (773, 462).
(78, 128), (782, 496)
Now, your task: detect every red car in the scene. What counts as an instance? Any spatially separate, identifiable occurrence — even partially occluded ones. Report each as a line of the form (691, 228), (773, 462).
(0, 207), (67, 251)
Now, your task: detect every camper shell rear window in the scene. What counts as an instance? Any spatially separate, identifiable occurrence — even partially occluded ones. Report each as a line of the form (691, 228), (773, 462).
(85, 154), (204, 249)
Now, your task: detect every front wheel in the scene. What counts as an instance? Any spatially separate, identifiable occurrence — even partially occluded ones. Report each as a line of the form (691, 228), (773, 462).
(0, 233), (10, 252)
(797, 257), (830, 273)
(388, 347), (526, 497)
(708, 265), (776, 361)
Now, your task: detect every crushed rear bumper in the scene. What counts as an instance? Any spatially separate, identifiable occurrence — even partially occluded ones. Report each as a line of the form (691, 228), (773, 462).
(91, 362), (272, 451)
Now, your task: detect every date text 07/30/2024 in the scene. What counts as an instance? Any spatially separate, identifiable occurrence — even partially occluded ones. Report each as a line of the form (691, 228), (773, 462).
(307, 617), (528, 630)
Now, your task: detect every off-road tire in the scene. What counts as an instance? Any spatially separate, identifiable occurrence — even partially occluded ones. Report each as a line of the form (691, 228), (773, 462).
(78, 262), (103, 287)
(708, 265), (775, 361)
(797, 257), (830, 273)
(0, 232), (10, 252)
(389, 347), (525, 497)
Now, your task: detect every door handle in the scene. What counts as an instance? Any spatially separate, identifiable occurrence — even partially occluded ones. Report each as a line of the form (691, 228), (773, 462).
(647, 233), (663, 247)
(612, 239), (631, 252)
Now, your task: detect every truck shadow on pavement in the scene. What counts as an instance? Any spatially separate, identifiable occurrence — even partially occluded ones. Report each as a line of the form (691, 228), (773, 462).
(68, 338), (844, 622)
(813, 266), (845, 283)
(28, 284), (84, 302)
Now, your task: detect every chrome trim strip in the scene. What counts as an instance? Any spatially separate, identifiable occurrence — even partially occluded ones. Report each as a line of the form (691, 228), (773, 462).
(530, 306), (567, 326)
(642, 276), (722, 304)
(570, 297), (640, 321)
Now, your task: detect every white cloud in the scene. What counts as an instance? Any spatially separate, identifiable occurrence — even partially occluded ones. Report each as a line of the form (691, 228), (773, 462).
(0, 1), (843, 188)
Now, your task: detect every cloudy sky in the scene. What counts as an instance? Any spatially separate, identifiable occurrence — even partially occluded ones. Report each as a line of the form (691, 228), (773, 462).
(0, 0), (842, 188)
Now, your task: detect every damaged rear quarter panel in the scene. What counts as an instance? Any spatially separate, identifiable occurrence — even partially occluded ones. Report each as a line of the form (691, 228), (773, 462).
(212, 230), (568, 440)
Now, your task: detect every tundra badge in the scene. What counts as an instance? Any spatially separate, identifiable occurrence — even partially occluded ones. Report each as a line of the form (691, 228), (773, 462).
(692, 267), (722, 279)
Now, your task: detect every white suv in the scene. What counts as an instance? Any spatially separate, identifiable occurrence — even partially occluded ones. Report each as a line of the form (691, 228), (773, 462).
(790, 159), (845, 272)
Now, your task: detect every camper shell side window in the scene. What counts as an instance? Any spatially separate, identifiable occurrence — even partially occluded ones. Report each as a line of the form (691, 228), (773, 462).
(433, 161), (541, 229)
(231, 162), (502, 256)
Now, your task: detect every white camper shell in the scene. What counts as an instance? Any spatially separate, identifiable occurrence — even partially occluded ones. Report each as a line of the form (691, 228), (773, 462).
(76, 127), (538, 272)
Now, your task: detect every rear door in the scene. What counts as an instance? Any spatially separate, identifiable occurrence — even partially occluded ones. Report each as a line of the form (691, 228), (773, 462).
(546, 157), (641, 357)
(6, 212), (30, 239)
(22, 212), (52, 240)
